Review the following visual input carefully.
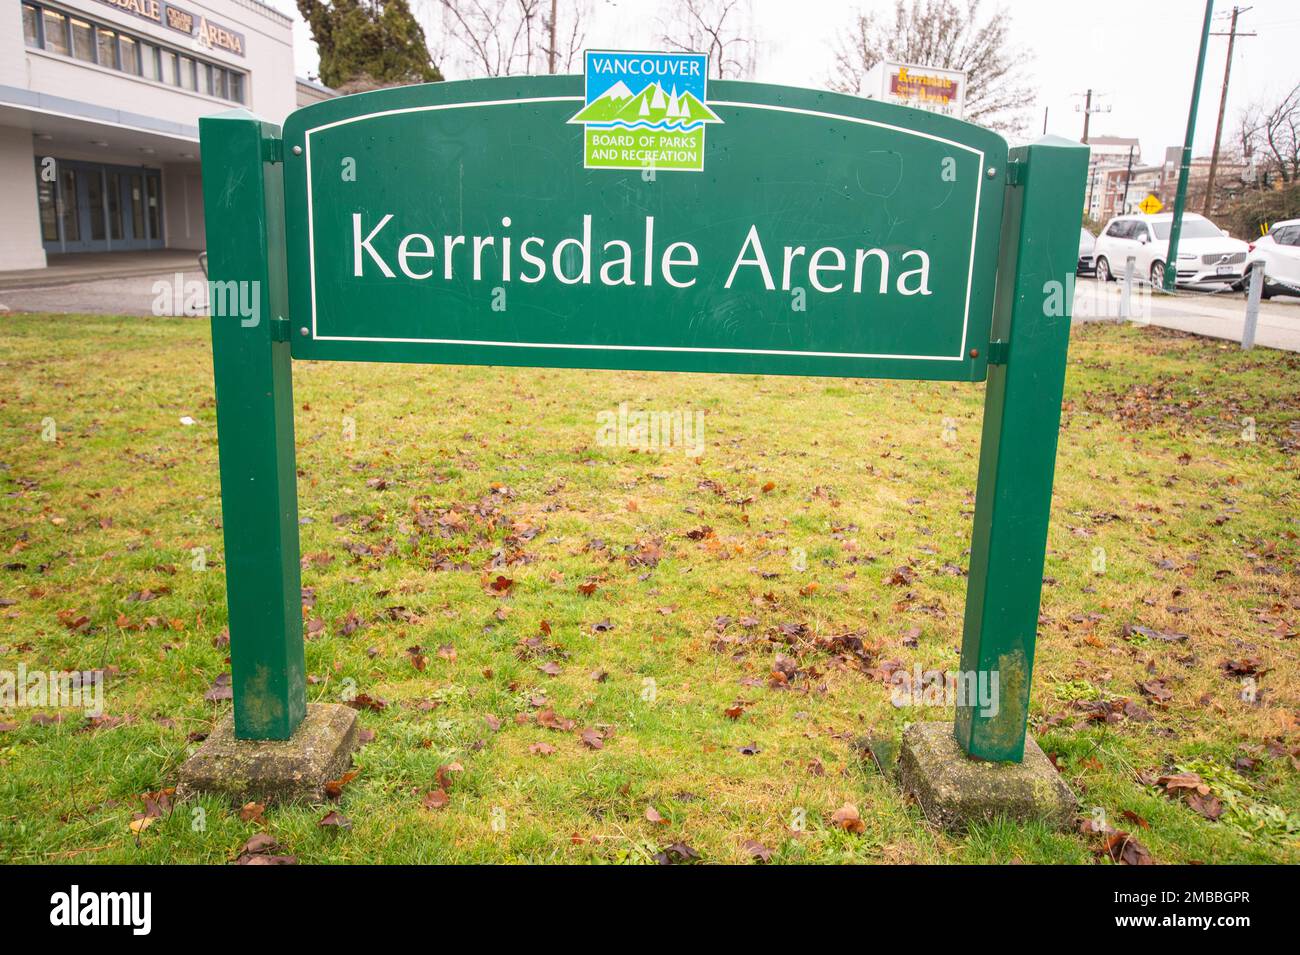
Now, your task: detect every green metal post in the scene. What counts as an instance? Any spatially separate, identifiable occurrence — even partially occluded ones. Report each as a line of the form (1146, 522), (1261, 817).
(954, 136), (1089, 762)
(201, 110), (305, 740)
(1163, 0), (1216, 291)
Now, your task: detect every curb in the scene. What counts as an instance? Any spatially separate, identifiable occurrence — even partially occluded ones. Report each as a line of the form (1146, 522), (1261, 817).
(0, 262), (203, 293)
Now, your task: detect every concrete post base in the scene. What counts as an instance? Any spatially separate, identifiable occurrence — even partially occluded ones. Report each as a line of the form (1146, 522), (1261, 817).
(176, 703), (359, 805)
(896, 722), (1077, 831)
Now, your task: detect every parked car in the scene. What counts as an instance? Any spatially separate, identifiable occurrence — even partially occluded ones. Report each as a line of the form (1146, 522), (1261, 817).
(1092, 212), (1249, 288)
(1078, 228), (1096, 275)
(1242, 219), (1300, 299)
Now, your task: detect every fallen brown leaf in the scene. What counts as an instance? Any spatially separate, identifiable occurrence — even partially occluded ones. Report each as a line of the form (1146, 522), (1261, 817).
(830, 802), (865, 834)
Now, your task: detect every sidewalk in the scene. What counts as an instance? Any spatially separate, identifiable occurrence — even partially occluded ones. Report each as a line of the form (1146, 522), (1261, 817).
(1073, 277), (1300, 352)
(0, 250), (201, 292)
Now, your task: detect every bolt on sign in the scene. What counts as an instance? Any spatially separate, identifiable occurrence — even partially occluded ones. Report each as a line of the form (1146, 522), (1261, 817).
(202, 53), (1087, 764)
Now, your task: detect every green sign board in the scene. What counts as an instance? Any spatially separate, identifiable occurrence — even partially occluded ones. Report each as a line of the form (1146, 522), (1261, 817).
(202, 65), (1087, 764)
(283, 74), (1006, 381)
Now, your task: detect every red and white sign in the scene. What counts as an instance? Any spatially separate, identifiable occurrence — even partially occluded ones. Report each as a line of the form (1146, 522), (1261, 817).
(864, 61), (966, 120)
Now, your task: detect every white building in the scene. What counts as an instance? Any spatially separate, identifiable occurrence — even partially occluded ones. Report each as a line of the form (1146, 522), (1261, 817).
(0, 0), (302, 271)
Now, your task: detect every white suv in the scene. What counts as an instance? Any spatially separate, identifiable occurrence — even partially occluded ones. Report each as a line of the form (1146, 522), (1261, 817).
(1243, 219), (1300, 299)
(1092, 212), (1249, 287)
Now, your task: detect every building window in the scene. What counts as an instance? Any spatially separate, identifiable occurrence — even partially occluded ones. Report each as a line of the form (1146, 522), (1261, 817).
(70, 17), (94, 63)
(96, 27), (118, 70)
(20, 3), (248, 105)
(119, 34), (139, 75)
(22, 4), (39, 46)
(42, 9), (68, 56)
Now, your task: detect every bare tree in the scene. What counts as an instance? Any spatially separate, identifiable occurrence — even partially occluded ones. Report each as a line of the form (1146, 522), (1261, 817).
(433, 0), (540, 77)
(430, 0), (587, 78)
(542, 0), (588, 73)
(659, 0), (757, 80)
(828, 0), (1034, 135)
(1239, 84), (1300, 186)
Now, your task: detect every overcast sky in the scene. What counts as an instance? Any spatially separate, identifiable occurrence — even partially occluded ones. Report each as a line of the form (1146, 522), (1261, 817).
(267, 0), (1300, 166)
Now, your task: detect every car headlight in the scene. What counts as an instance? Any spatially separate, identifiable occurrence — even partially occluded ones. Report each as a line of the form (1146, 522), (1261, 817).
(1177, 252), (1197, 260)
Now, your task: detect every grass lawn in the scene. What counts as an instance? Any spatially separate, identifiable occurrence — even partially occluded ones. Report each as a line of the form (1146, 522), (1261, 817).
(0, 313), (1297, 864)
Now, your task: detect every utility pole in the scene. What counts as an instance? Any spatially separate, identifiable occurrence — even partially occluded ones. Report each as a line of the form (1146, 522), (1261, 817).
(1203, 6), (1255, 215)
(1164, 0), (1216, 292)
(1076, 90), (1110, 222)
(1074, 89), (1112, 144)
(1121, 143), (1136, 214)
(547, 0), (557, 74)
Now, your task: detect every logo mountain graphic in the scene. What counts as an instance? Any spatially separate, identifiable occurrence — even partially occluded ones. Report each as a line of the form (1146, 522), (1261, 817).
(576, 51), (716, 171)
(569, 81), (722, 130)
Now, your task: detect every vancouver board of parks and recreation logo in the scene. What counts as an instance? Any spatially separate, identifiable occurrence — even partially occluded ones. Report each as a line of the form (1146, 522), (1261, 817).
(569, 50), (722, 172)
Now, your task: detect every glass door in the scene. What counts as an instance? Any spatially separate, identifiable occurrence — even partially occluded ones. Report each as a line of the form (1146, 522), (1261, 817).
(38, 160), (164, 254)
(128, 174), (146, 245)
(34, 164), (84, 252)
(145, 173), (162, 247)
(84, 168), (106, 249)
(107, 172), (124, 244)
(60, 168), (81, 247)
(114, 172), (156, 251)
(38, 174), (59, 244)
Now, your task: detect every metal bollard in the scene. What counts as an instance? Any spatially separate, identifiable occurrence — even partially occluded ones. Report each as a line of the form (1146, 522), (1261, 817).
(1242, 266), (1263, 350)
(1120, 255), (1136, 321)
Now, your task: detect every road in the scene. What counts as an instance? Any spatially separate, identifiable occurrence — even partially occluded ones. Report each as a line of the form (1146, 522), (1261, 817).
(1072, 276), (1300, 351)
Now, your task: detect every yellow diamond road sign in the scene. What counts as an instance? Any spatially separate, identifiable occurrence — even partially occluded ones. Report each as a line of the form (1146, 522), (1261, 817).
(1138, 194), (1163, 215)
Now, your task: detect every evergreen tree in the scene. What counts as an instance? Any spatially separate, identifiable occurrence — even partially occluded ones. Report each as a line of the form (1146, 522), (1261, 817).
(298, 0), (442, 90)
